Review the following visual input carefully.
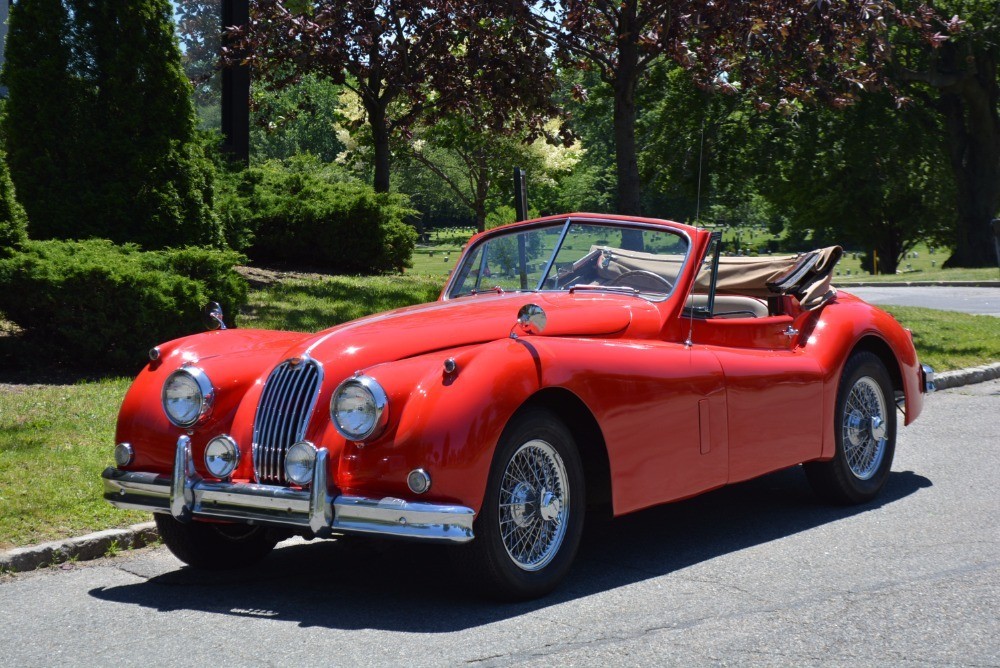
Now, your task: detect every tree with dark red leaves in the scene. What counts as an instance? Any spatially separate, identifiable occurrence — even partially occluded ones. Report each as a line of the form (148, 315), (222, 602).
(231, 1), (558, 194)
(507, 0), (941, 217)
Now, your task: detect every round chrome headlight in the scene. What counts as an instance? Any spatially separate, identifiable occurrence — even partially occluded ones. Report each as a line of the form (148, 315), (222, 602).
(331, 375), (389, 441)
(285, 441), (317, 486)
(162, 367), (214, 427)
(204, 435), (239, 479)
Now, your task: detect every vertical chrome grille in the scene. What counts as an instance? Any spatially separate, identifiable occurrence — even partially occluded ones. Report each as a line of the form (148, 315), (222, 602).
(252, 357), (322, 484)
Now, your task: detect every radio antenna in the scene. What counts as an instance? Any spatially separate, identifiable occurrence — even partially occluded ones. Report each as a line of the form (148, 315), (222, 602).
(695, 118), (706, 226)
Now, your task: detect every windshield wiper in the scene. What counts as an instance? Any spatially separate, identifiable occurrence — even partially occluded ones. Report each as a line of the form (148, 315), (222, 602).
(567, 284), (639, 295)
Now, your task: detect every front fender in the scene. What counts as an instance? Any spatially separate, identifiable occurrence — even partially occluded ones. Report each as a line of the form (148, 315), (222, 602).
(325, 338), (544, 514)
(115, 329), (309, 476)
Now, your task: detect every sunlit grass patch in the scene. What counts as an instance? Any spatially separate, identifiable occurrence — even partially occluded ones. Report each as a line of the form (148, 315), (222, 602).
(242, 274), (443, 332)
(0, 378), (145, 548)
(882, 306), (1000, 371)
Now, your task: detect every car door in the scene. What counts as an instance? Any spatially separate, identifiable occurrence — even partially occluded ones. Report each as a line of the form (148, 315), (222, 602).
(684, 235), (826, 483)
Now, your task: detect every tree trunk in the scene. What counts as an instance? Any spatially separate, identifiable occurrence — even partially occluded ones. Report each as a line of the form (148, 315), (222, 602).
(940, 53), (1000, 268)
(612, 12), (643, 251)
(369, 104), (392, 194)
(473, 152), (489, 233)
(613, 62), (641, 217)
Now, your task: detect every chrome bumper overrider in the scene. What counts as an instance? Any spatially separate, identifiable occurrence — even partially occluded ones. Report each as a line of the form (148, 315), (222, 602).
(922, 364), (936, 393)
(101, 436), (475, 543)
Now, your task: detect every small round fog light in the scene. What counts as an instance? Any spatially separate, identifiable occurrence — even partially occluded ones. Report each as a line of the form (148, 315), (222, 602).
(285, 441), (317, 486)
(204, 435), (240, 479)
(114, 442), (134, 467)
(407, 468), (431, 494)
(205, 434), (240, 478)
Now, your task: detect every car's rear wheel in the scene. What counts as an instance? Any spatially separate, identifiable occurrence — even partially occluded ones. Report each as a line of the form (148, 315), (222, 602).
(459, 408), (585, 600)
(154, 514), (278, 570)
(805, 351), (897, 504)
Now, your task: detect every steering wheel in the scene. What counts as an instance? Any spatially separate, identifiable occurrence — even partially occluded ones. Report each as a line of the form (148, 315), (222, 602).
(607, 270), (673, 293)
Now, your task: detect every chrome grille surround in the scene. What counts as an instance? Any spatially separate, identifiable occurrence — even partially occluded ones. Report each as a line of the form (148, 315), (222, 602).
(252, 356), (323, 484)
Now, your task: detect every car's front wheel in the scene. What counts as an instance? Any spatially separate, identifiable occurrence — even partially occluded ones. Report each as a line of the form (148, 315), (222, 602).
(154, 514), (278, 570)
(460, 408), (585, 600)
(805, 351), (897, 504)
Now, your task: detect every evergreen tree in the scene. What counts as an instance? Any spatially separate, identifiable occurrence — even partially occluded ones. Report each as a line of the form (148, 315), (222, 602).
(1, 0), (219, 248)
(0, 149), (28, 258)
(0, 0), (85, 242)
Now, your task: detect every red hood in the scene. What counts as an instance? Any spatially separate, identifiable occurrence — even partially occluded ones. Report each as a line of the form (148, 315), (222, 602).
(284, 291), (662, 372)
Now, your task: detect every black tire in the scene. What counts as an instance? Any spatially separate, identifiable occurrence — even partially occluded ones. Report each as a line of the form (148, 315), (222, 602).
(456, 408), (585, 601)
(805, 351), (897, 505)
(154, 514), (278, 570)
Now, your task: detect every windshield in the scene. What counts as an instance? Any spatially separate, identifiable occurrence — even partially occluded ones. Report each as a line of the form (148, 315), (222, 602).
(449, 220), (690, 299)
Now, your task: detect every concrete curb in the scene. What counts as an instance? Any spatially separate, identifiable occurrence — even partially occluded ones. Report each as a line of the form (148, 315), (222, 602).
(0, 522), (158, 574)
(3, 362), (999, 575)
(933, 362), (1000, 390)
(838, 281), (1000, 288)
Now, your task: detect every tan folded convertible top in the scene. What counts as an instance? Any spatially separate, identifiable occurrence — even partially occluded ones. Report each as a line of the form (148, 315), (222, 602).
(594, 244), (843, 311)
(700, 245), (843, 310)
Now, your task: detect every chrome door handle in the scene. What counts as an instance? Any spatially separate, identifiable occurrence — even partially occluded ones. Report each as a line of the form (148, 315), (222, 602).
(782, 325), (799, 338)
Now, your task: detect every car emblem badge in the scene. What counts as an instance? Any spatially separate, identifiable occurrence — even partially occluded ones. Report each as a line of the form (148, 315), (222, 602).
(289, 357), (302, 368)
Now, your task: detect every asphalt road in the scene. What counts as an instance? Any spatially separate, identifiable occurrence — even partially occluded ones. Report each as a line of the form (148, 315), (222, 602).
(2, 381), (998, 667)
(846, 286), (1000, 316)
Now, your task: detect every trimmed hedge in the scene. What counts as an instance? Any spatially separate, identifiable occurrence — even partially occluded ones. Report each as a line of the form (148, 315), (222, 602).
(217, 158), (417, 273)
(0, 239), (247, 371)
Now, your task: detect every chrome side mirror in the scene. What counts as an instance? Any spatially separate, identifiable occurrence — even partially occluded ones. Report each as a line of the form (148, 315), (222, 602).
(513, 303), (547, 337)
(202, 302), (227, 331)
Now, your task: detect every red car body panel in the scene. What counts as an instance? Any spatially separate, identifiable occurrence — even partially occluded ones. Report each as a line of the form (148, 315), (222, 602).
(112, 213), (927, 523)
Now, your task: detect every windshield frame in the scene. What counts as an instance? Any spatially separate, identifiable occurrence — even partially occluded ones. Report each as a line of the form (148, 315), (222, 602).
(444, 216), (694, 302)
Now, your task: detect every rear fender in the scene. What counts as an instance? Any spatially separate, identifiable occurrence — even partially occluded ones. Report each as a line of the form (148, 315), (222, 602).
(809, 298), (924, 459)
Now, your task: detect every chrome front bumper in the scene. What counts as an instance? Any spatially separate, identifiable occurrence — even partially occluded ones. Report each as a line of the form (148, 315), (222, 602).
(102, 436), (475, 543)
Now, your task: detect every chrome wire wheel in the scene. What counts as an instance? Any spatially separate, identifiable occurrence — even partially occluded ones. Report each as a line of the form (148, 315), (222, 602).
(842, 376), (888, 480)
(499, 439), (570, 571)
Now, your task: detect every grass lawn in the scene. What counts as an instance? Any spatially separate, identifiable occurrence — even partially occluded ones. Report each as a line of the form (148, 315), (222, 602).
(882, 306), (1000, 372)
(0, 378), (146, 550)
(1, 272), (996, 551)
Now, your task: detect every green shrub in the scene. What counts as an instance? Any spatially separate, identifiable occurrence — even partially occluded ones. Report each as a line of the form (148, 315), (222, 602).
(0, 239), (247, 371)
(217, 158), (417, 273)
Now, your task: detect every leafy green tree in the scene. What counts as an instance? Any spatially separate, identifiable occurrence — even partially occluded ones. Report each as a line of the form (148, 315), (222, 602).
(759, 94), (955, 273)
(509, 0), (941, 218)
(2, 0), (220, 248)
(250, 75), (346, 163)
(175, 0), (223, 129)
(894, 0), (999, 267)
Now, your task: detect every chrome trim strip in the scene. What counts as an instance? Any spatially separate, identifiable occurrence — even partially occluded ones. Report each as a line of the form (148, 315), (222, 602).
(102, 440), (474, 543)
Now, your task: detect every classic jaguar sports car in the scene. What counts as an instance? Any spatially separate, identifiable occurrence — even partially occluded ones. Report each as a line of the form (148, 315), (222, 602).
(103, 213), (934, 599)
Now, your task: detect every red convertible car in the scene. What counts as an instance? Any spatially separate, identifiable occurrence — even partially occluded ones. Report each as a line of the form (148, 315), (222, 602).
(103, 214), (934, 599)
